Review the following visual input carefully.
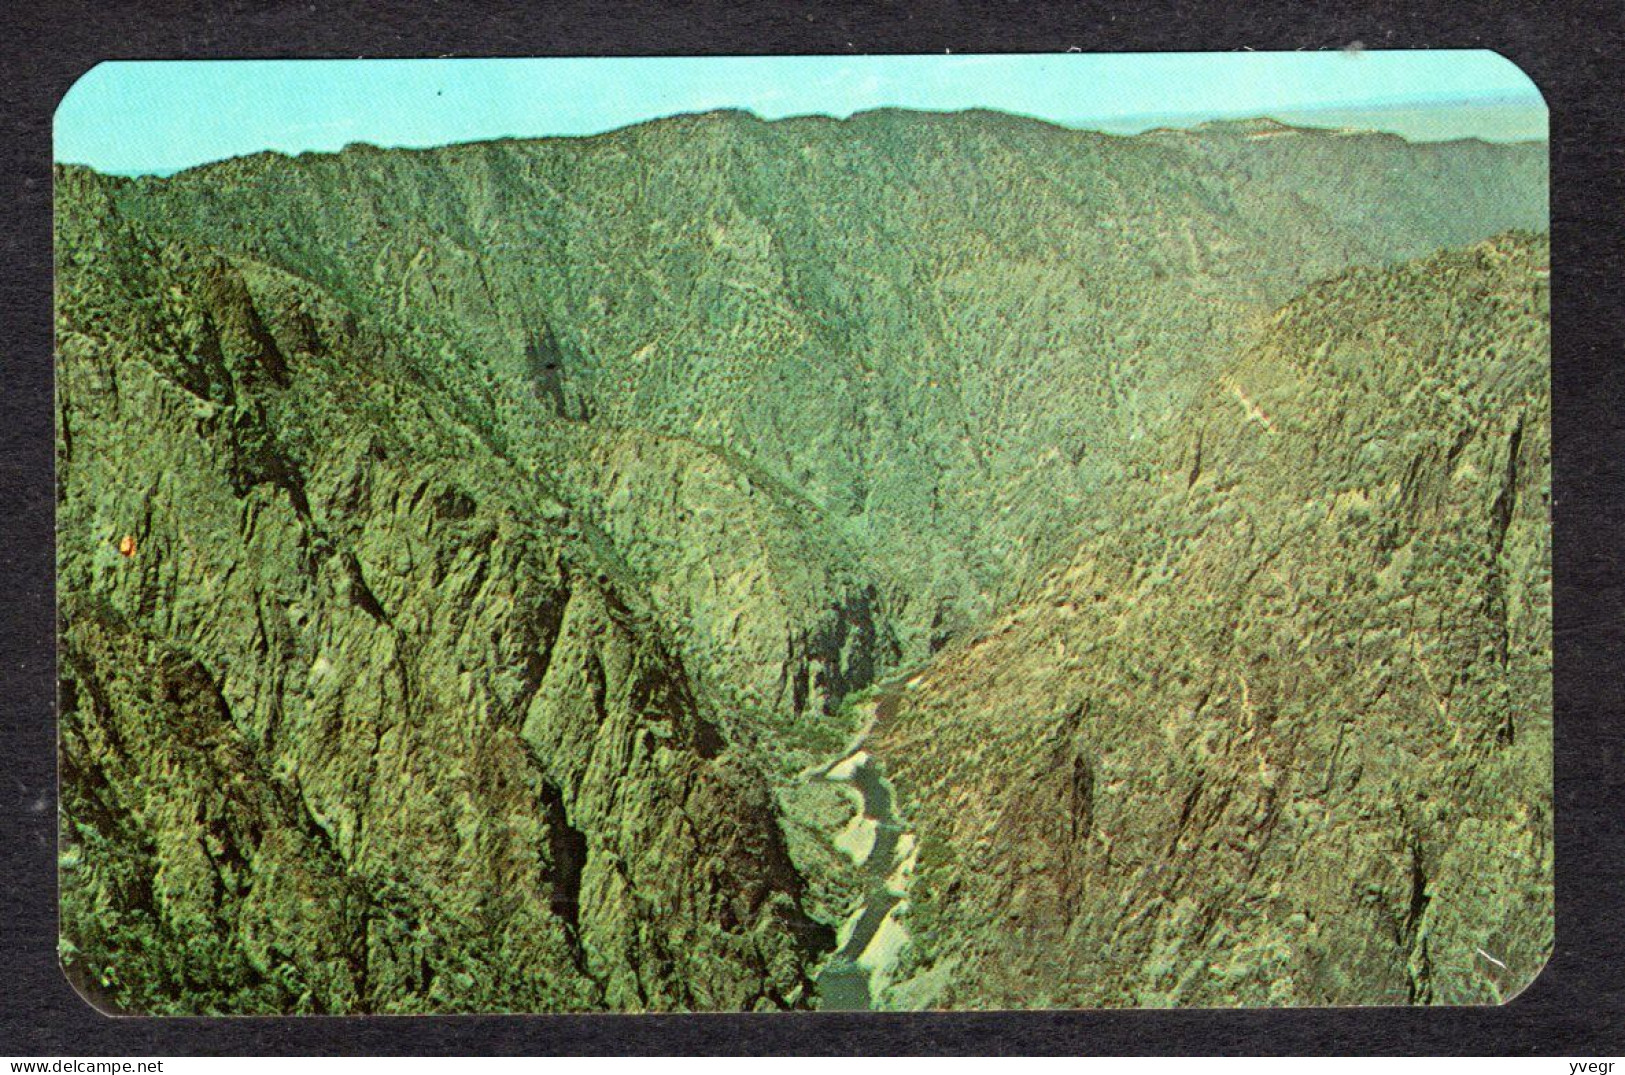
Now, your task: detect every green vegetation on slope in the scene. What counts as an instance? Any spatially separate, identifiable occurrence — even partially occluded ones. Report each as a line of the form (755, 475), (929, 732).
(93, 109), (1547, 662)
(56, 172), (826, 1013)
(876, 234), (1551, 1008)
(55, 109), (1549, 1012)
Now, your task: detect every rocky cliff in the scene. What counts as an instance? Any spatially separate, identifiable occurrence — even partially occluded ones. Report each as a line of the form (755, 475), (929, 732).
(55, 109), (1549, 1012)
(93, 109), (1548, 655)
(874, 234), (1552, 1008)
(56, 176), (825, 1013)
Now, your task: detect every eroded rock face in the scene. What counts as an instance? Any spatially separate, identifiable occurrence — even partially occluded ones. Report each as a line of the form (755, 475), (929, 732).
(875, 236), (1552, 1009)
(538, 426), (898, 769)
(56, 111), (1549, 1013)
(92, 110), (1548, 655)
(56, 185), (825, 1013)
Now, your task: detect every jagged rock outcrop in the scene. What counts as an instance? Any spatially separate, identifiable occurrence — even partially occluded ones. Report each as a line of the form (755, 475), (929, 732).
(92, 109), (1547, 652)
(873, 235), (1551, 1008)
(56, 181), (826, 1013)
(540, 426), (896, 767)
(55, 110), (1549, 1013)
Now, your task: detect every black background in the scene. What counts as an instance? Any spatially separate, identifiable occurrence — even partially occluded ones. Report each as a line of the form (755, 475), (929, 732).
(3, 0), (1621, 1056)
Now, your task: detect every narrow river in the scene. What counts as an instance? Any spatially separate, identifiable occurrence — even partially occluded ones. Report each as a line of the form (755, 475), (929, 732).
(815, 681), (915, 1011)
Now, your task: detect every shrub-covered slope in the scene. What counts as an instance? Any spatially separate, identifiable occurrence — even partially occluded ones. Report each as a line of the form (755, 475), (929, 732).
(92, 109), (1547, 652)
(54, 109), (1550, 1012)
(874, 235), (1552, 1008)
(56, 173), (826, 1013)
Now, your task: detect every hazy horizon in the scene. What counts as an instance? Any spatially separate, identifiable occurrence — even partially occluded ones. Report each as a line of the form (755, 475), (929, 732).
(55, 53), (1546, 177)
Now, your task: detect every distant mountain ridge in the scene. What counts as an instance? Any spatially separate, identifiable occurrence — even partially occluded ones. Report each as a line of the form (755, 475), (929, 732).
(67, 109), (1547, 644)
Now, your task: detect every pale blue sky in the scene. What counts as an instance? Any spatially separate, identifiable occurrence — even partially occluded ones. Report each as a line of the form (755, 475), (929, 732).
(55, 52), (1546, 176)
